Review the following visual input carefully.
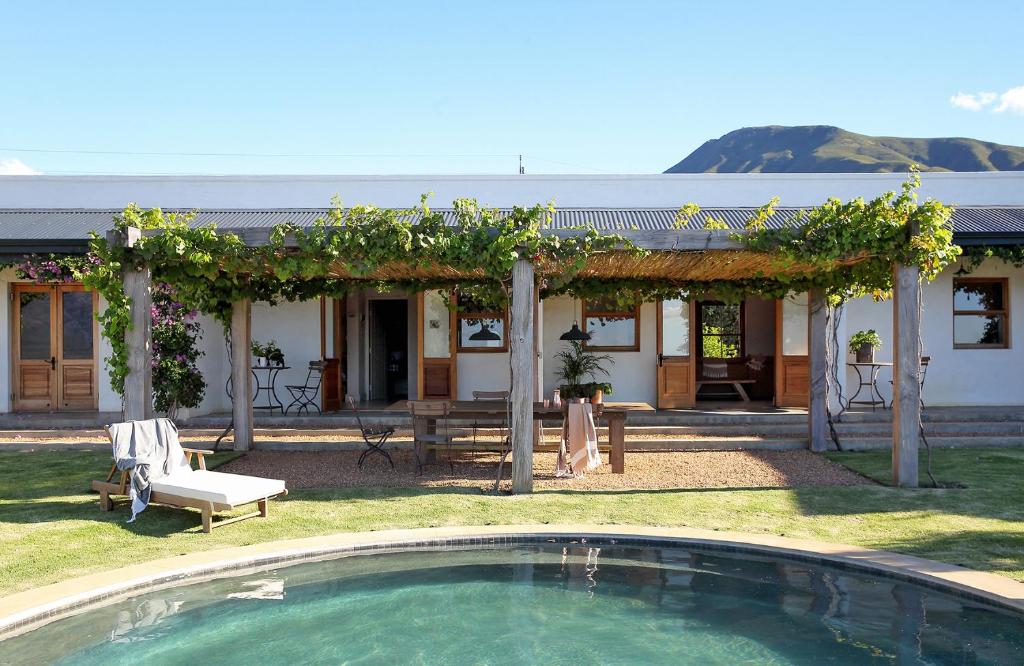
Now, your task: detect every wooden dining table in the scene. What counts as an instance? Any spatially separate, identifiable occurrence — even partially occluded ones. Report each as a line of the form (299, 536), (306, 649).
(406, 400), (654, 474)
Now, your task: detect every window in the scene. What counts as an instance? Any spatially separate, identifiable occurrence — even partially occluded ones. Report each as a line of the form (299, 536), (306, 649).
(698, 301), (744, 358)
(583, 298), (640, 351)
(953, 278), (1009, 349)
(456, 296), (508, 352)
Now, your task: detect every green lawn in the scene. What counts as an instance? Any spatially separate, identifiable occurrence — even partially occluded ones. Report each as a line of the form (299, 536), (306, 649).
(1, 447), (1023, 596)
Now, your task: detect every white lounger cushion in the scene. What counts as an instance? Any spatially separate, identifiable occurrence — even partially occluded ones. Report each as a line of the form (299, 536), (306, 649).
(150, 470), (286, 507)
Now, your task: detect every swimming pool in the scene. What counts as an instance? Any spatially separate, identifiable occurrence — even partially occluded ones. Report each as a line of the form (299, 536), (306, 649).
(2, 539), (1022, 664)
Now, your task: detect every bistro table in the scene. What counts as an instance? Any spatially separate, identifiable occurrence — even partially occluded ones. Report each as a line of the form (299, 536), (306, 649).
(406, 400), (653, 474)
(251, 365), (290, 413)
(846, 361), (892, 411)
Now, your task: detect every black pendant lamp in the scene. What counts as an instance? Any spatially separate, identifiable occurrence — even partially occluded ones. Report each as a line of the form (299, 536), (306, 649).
(559, 321), (590, 341)
(469, 322), (501, 341)
(560, 297), (592, 341)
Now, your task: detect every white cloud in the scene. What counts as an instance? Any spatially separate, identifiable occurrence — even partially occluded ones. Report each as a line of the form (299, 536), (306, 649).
(950, 91), (997, 111)
(0, 158), (40, 175)
(994, 86), (1024, 114)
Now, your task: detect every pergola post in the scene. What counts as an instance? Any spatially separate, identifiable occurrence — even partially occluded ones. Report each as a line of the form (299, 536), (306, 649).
(231, 299), (254, 451)
(808, 289), (828, 452)
(892, 263), (921, 487)
(510, 257), (535, 494)
(113, 227), (153, 422)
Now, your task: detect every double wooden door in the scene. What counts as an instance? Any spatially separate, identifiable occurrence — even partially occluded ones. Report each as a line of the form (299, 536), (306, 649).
(12, 285), (98, 411)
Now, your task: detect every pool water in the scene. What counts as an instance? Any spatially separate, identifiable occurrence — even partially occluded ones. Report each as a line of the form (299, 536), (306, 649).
(2, 542), (1022, 665)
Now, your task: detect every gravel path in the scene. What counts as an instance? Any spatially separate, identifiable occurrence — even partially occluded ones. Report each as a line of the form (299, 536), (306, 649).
(218, 449), (872, 492)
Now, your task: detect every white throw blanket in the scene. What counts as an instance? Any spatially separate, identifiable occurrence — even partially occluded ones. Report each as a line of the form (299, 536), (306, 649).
(557, 402), (601, 476)
(108, 418), (190, 522)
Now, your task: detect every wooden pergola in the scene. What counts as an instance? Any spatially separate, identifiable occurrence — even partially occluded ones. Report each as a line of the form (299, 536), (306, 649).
(114, 227), (924, 492)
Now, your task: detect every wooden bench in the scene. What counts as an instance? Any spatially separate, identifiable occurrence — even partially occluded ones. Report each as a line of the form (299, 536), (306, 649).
(696, 378), (756, 402)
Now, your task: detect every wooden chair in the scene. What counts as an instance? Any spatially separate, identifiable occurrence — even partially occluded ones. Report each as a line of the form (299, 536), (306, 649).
(408, 400), (472, 474)
(92, 425), (287, 533)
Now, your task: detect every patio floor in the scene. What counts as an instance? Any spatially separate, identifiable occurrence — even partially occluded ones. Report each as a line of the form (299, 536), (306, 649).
(217, 449), (872, 492)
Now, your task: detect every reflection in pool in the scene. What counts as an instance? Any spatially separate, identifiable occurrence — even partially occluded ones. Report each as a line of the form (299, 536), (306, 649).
(2, 542), (1022, 664)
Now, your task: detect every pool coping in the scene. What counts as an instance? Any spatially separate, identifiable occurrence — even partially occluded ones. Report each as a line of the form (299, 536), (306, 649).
(2, 524), (1023, 638)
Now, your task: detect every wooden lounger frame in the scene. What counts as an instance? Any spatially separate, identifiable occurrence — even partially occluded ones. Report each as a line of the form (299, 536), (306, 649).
(91, 426), (287, 533)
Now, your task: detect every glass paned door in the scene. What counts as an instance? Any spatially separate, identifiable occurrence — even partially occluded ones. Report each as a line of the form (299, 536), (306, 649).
(417, 290), (456, 399)
(57, 287), (98, 409)
(775, 293), (810, 407)
(14, 287), (56, 411)
(656, 299), (695, 408)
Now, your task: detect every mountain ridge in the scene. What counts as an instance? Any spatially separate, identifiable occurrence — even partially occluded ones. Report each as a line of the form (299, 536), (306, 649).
(664, 126), (1024, 173)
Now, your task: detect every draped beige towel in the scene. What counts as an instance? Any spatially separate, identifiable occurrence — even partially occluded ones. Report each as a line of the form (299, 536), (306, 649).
(556, 401), (601, 476)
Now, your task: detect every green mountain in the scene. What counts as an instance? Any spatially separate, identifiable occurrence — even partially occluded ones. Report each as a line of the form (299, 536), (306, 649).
(664, 125), (1024, 173)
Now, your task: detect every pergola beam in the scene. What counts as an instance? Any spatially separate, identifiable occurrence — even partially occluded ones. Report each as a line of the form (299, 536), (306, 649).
(111, 227), (153, 422)
(808, 289), (828, 452)
(892, 263), (921, 487)
(231, 300), (254, 451)
(143, 226), (748, 251)
(510, 257), (535, 494)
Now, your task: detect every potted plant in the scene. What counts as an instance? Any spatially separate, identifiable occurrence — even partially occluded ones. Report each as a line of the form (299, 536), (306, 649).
(554, 341), (614, 402)
(251, 340), (268, 367)
(264, 340), (285, 367)
(849, 329), (882, 363)
(251, 339), (285, 367)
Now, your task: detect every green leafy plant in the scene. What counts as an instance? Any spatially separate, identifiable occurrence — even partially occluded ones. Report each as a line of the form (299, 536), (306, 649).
(554, 341), (614, 399)
(848, 329), (882, 354)
(251, 339), (284, 365)
(72, 170), (960, 403)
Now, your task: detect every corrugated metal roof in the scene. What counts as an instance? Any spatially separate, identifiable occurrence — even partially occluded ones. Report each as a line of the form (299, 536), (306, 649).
(0, 207), (1021, 241)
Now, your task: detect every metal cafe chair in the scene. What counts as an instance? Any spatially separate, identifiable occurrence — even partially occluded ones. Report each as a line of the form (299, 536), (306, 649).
(346, 394), (396, 470)
(471, 390), (510, 448)
(284, 361), (327, 415)
(889, 355), (932, 407)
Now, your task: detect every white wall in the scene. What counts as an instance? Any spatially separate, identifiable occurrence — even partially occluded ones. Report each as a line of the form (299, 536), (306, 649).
(541, 296), (658, 405)
(250, 299), (322, 405)
(845, 259), (1024, 406)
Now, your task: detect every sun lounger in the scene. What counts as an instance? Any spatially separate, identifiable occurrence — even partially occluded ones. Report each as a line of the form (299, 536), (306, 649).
(92, 424), (287, 533)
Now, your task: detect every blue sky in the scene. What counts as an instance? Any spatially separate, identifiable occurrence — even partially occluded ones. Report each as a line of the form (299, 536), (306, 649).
(1, 1), (1022, 175)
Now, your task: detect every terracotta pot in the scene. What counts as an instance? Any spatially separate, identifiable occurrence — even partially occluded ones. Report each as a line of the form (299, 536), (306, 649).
(855, 344), (874, 364)
(591, 389), (604, 405)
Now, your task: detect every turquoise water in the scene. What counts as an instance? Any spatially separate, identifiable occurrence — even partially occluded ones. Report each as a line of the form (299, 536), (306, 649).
(2, 543), (1022, 665)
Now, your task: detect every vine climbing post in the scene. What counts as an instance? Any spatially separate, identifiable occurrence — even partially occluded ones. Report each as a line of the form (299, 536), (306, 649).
(112, 227), (153, 422)
(231, 299), (254, 451)
(808, 289), (828, 452)
(892, 261), (921, 487)
(510, 256), (535, 494)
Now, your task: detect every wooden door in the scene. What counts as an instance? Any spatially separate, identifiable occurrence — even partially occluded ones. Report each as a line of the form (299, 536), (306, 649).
(775, 294), (809, 408)
(656, 299), (696, 408)
(13, 285), (98, 411)
(416, 290), (457, 399)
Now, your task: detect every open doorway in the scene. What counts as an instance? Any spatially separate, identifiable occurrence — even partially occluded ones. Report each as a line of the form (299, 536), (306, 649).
(367, 299), (409, 404)
(695, 298), (776, 402)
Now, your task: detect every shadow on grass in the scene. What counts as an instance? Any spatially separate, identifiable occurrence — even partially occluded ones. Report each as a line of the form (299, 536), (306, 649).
(872, 529), (1024, 577)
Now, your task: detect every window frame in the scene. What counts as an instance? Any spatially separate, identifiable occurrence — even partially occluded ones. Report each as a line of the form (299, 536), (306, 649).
(582, 300), (641, 352)
(697, 300), (746, 359)
(455, 307), (509, 353)
(953, 277), (1010, 350)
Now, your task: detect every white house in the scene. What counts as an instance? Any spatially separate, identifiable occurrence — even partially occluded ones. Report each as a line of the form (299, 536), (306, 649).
(0, 172), (1021, 418)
